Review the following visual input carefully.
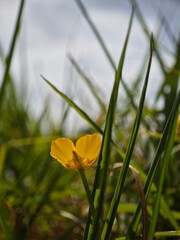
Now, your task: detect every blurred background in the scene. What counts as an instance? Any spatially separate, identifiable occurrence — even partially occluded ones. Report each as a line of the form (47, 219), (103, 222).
(0, 0), (180, 239)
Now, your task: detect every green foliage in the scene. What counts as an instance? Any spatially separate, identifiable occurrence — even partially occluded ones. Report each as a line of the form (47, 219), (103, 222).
(0, 0), (179, 239)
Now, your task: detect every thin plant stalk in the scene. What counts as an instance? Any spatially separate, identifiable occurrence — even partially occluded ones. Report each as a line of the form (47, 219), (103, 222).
(0, 0), (25, 107)
(79, 169), (95, 218)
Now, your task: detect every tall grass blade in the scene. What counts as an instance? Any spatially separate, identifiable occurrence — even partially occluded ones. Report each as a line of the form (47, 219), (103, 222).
(0, 0), (25, 107)
(101, 34), (153, 240)
(84, 9), (134, 240)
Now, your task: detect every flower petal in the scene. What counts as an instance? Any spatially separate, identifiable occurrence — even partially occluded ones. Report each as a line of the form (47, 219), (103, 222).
(76, 134), (101, 160)
(50, 138), (75, 168)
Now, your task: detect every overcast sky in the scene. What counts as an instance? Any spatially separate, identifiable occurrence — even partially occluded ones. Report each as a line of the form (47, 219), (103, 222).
(0, 0), (179, 132)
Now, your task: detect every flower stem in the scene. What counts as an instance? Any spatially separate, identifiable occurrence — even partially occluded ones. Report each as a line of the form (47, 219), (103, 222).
(78, 168), (95, 218)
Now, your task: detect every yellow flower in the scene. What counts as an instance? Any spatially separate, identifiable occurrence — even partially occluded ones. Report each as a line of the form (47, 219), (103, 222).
(50, 134), (102, 169)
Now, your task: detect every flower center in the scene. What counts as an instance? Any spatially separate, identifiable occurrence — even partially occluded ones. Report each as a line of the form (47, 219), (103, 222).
(72, 150), (82, 168)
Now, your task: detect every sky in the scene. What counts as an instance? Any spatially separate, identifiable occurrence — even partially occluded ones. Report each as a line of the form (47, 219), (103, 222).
(0, 0), (179, 132)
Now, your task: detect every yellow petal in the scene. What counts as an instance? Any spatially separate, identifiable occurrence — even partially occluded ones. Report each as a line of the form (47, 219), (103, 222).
(76, 134), (101, 160)
(50, 138), (75, 168)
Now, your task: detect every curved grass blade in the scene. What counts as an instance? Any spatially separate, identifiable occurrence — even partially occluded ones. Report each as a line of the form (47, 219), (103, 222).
(0, 0), (25, 107)
(101, 34), (153, 240)
(42, 76), (103, 134)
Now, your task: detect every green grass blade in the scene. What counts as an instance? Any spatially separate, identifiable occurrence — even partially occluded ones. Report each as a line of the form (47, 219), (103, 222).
(101, 34), (153, 240)
(116, 230), (180, 240)
(42, 76), (103, 134)
(84, 10), (134, 240)
(155, 230), (180, 238)
(0, 0), (25, 107)
(127, 90), (180, 239)
(148, 90), (180, 240)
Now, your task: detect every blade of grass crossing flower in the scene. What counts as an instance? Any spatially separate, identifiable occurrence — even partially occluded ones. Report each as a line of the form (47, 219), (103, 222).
(0, 0), (25, 107)
(101, 35), (153, 240)
(148, 90), (180, 240)
(43, 76), (125, 163)
(42, 76), (103, 134)
(86, 10), (134, 240)
(126, 90), (180, 239)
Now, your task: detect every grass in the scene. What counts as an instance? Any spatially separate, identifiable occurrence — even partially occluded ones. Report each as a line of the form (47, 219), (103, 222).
(0, 0), (180, 239)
